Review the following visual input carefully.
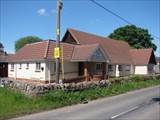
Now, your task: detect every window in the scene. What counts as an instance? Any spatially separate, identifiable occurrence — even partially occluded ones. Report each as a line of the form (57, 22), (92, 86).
(96, 63), (102, 70)
(118, 65), (122, 71)
(54, 62), (62, 72)
(19, 64), (22, 69)
(36, 62), (41, 71)
(11, 64), (14, 71)
(125, 65), (130, 71)
(108, 65), (113, 71)
(26, 63), (29, 69)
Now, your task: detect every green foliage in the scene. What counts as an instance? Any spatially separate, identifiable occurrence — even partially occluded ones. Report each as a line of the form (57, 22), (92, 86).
(0, 78), (160, 119)
(130, 75), (143, 81)
(108, 25), (157, 51)
(15, 36), (42, 52)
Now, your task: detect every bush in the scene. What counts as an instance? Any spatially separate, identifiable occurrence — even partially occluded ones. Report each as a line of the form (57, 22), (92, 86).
(130, 75), (142, 81)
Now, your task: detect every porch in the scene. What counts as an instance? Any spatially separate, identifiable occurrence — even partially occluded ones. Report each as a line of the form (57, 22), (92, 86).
(78, 62), (107, 81)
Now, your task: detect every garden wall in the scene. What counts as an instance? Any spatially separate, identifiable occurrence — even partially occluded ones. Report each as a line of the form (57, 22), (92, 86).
(0, 75), (160, 97)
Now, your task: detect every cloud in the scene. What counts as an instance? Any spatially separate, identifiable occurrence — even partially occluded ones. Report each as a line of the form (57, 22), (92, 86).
(37, 8), (46, 16)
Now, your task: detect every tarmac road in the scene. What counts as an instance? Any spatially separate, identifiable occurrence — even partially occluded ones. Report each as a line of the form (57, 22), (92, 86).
(12, 86), (160, 120)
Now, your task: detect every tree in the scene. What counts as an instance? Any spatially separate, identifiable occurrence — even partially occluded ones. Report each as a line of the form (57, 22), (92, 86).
(15, 36), (43, 51)
(0, 42), (4, 52)
(108, 25), (157, 51)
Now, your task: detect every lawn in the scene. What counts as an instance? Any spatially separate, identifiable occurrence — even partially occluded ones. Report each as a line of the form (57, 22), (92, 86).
(0, 78), (160, 120)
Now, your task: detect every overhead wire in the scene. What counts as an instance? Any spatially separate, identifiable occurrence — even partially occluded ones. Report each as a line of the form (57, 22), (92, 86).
(89, 0), (160, 41)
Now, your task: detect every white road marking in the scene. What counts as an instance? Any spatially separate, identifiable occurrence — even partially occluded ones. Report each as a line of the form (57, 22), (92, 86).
(110, 106), (139, 119)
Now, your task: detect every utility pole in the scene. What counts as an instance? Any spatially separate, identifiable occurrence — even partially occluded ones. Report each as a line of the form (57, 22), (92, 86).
(55, 0), (62, 83)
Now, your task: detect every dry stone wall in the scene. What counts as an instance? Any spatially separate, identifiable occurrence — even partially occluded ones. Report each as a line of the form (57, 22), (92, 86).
(0, 75), (159, 97)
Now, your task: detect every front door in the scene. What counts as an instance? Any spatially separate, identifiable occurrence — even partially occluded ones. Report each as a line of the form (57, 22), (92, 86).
(78, 62), (84, 76)
(0, 63), (8, 77)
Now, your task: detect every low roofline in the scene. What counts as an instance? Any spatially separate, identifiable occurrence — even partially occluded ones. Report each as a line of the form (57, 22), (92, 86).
(7, 59), (46, 63)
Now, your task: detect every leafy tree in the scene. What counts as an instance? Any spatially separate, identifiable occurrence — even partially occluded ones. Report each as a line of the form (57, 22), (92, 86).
(15, 36), (42, 51)
(108, 25), (157, 51)
(0, 42), (4, 51)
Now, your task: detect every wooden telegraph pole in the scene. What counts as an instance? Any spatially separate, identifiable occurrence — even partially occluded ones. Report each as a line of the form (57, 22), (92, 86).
(55, 0), (62, 83)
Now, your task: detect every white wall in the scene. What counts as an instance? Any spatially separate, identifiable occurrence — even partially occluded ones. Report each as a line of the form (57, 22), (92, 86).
(107, 64), (132, 77)
(46, 61), (78, 81)
(8, 62), (46, 81)
(63, 61), (78, 79)
(134, 66), (148, 75)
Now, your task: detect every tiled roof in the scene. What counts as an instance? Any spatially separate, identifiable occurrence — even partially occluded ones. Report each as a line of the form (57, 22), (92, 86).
(8, 41), (49, 62)
(71, 44), (100, 61)
(46, 41), (75, 60)
(8, 28), (156, 65)
(8, 40), (106, 62)
(66, 28), (133, 64)
(8, 40), (76, 62)
(130, 48), (155, 65)
(0, 52), (11, 62)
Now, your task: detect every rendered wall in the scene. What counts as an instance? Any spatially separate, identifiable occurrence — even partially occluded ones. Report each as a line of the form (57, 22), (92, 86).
(134, 66), (147, 75)
(8, 62), (46, 81)
(47, 61), (78, 81)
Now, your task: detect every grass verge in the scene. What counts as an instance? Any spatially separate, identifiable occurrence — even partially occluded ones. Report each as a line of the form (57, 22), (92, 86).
(0, 78), (160, 120)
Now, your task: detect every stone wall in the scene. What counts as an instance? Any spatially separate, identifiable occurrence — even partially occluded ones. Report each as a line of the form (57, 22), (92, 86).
(0, 75), (160, 97)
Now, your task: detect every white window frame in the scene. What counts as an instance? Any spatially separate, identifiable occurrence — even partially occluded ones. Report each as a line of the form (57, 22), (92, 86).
(11, 64), (14, 71)
(35, 62), (41, 72)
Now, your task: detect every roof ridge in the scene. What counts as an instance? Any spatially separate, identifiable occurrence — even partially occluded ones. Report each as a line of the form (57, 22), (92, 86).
(74, 43), (100, 48)
(26, 40), (46, 46)
(68, 28), (130, 45)
(130, 48), (153, 51)
(68, 29), (80, 44)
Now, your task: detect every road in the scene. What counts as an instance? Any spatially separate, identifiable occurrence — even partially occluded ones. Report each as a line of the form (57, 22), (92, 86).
(12, 86), (160, 120)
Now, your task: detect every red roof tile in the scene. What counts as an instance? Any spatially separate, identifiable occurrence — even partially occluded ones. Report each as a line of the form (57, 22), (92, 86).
(8, 41), (49, 62)
(72, 44), (100, 61)
(64, 28), (133, 64)
(8, 28), (156, 66)
(46, 41), (75, 60)
(130, 48), (155, 65)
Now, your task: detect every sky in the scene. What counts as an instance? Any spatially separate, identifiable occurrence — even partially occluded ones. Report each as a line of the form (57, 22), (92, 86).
(0, 0), (160, 56)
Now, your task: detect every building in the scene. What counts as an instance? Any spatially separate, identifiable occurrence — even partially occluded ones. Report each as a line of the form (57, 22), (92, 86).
(7, 28), (156, 83)
(155, 57), (160, 74)
(0, 43), (8, 77)
(130, 49), (156, 75)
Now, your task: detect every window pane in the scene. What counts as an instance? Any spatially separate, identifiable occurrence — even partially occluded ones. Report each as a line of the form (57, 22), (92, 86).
(108, 65), (113, 71)
(36, 62), (41, 70)
(96, 63), (102, 70)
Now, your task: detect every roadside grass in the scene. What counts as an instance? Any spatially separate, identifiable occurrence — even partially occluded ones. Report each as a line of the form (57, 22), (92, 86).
(0, 78), (160, 120)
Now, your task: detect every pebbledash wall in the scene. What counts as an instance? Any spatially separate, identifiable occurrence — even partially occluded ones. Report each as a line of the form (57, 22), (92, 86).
(8, 61), (78, 83)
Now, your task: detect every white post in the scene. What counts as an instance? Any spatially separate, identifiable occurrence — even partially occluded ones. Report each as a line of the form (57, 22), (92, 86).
(115, 64), (119, 77)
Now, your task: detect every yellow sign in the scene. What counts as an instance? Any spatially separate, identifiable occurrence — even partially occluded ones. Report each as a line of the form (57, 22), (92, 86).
(54, 47), (60, 58)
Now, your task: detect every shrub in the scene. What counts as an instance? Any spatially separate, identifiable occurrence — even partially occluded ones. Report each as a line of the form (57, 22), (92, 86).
(130, 75), (143, 81)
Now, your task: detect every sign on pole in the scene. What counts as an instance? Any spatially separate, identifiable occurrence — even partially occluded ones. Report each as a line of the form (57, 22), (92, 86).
(54, 47), (60, 58)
